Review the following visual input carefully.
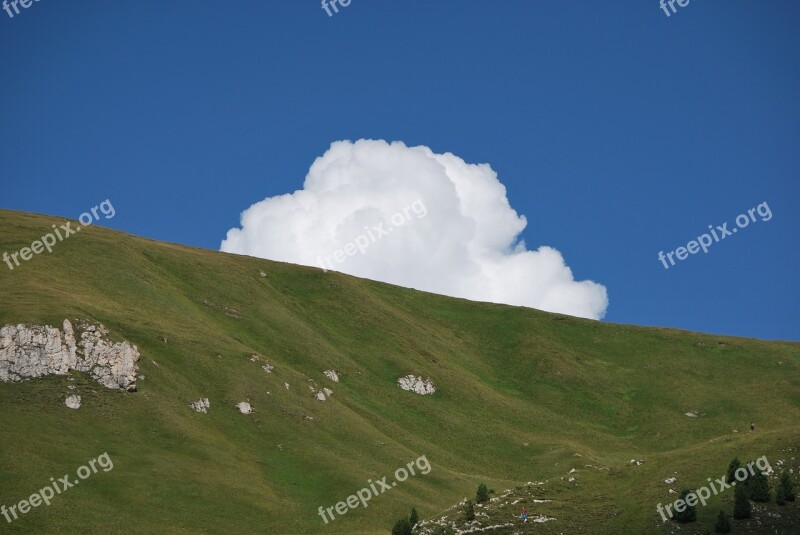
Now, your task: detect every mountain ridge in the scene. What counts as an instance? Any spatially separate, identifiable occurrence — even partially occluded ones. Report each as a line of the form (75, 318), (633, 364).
(0, 208), (798, 534)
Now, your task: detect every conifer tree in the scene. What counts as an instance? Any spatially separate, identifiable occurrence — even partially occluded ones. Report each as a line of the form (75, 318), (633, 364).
(714, 510), (731, 533)
(733, 484), (751, 520)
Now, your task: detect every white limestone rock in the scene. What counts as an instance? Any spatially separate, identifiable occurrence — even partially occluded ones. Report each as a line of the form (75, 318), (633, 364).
(65, 395), (81, 409)
(324, 370), (339, 382)
(236, 402), (253, 414)
(397, 375), (436, 395)
(191, 398), (210, 413)
(0, 320), (140, 391)
(76, 323), (140, 391)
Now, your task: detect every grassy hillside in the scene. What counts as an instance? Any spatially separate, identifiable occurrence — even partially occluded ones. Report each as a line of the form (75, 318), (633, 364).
(0, 209), (798, 534)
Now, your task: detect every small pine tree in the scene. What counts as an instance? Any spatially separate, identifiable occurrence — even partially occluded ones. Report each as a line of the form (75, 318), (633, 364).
(749, 470), (771, 502)
(776, 483), (787, 506)
(779, 470), (795, 502)
(391, 517), (412, 535)
(674, 489), (697, 523)
(726, 458), (741, 484)
(476, 483), (490, 504)
(409, 507), (419, 527)
(464, 500), (475, 521)
(733, 484), (752, 520)
(714, 510), (731, 533)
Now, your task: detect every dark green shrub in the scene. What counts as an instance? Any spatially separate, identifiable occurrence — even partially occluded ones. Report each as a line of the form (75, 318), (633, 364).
(674, 489), (697, 523)
(726, 458), (741, 485)
(714, 510), (731, 533)
(392, 517), (412, 535)
(476, 483), (489, 504)
(733, 484), (751, 519)
(464, 499), (475, 521)
(409, 507), (419, 527)
(779, 470), (795, 502)
(748, 470), (770, 502)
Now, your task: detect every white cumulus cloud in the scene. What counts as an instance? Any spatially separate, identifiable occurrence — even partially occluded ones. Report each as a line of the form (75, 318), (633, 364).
(220, 139), (608, 319)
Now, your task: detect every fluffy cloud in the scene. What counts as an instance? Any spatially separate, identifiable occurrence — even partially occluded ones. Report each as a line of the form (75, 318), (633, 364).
(220, 139), (608, 319)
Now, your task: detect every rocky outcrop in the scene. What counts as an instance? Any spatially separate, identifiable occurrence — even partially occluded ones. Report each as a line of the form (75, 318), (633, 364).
(65, 395), (81, 409)
(236, 402), (253, 414)
(76, 324), (140, 391)
(0, 320), (140, 392)
(398, 375), (436, 395)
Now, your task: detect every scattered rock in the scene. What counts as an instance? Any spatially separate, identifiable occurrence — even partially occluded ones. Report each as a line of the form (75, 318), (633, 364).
(685, 411), (698, 418)
(202, 299), (241, 318)
(236, 402), (253, 414)
(315, 391), (327, 401)
(190, 398), (210, 413)
(324, 370), (339, 382)
(65, 395), (81, 409)
(629, 459), (644, 466)
(262, 363), (274, 373)
(259, 271), (267, 277)
(665, 477), (676, 484)
(284, 382), (290, 390)
(397, 375), (436, 395)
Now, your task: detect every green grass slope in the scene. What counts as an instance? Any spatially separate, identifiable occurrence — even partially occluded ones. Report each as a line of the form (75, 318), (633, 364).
(0, 209), (798, 534)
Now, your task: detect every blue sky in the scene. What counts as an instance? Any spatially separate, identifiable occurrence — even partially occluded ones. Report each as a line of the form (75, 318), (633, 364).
(1, 1), (798, 340)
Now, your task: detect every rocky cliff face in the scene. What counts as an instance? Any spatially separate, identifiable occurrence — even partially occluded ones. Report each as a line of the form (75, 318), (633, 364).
(0, 320), (140, 391)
